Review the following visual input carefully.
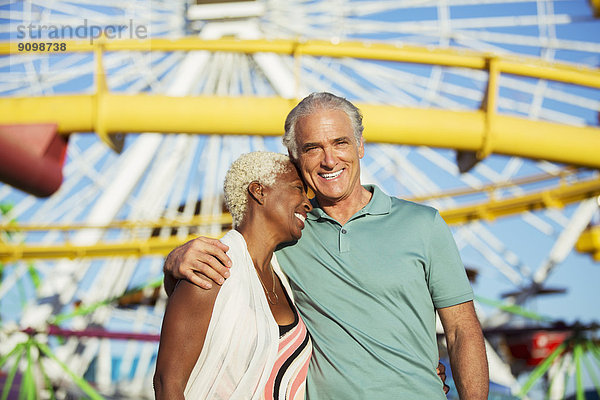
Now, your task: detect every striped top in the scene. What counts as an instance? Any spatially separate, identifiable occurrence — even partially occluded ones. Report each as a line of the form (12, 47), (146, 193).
(263, 298), (312, 400)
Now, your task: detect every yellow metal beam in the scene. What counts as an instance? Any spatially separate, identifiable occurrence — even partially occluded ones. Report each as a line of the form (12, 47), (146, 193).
(2, 94), (599, 168)
(2, 176), (599, 261)
(0, 95), (293, 136)
(0, 234), (219, 262)
(0, 214), (232, 232)
(3, 38), (600, 88)
(409, 169), (577, 202)
(440, 176), (600, 225)
(576, 224), (600, 261)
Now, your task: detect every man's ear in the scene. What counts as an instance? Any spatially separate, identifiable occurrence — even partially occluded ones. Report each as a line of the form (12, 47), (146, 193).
(248, 181), (265, 205)
(358, 136), (365, 159)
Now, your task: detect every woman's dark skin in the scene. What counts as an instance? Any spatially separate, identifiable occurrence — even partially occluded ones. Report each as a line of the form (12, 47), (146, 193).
(153, 164), (312, 400)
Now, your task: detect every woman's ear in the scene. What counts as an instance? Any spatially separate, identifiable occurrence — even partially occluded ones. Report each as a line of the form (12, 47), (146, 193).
(248, 181), (265, 205)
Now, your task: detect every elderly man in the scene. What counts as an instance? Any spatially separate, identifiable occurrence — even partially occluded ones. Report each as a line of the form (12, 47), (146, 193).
(163, 92), (489, 399)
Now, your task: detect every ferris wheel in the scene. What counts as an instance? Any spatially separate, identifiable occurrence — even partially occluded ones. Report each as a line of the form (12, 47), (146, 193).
(1, 0), (600, 398)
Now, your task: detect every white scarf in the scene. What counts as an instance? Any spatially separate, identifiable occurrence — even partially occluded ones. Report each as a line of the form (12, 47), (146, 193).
(184, 230), (292, 399)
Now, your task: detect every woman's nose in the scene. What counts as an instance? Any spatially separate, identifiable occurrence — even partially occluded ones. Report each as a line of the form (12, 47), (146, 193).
(303, 196), (313, 212)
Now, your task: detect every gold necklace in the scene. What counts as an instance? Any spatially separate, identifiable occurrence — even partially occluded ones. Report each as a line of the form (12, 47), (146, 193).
(255, 266), (279, 305)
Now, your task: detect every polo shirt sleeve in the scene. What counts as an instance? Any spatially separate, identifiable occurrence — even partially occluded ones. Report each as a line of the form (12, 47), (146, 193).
(426, 211), (474, 309)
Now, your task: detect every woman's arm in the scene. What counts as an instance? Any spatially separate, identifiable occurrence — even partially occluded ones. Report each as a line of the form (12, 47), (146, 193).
(153, 280), (221, 399)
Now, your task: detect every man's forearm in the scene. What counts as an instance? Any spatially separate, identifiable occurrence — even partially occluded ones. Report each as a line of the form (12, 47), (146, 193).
(162, 237), (232, 296)
(447, 329), (489, 399)
(439, 301), (489, 399)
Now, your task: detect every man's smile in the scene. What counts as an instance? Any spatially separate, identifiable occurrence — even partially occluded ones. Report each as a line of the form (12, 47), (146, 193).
(319, 169), (344, 180)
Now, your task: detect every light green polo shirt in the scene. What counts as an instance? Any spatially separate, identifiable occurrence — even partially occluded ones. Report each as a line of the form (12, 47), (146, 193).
(275, 185), (473, 399)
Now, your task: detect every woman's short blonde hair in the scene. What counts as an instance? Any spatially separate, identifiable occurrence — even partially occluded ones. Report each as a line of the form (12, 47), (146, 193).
(223, 151), (293, 227)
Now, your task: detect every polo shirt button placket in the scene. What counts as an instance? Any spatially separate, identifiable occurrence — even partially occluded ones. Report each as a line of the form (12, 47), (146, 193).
(339, 227), (349, 252)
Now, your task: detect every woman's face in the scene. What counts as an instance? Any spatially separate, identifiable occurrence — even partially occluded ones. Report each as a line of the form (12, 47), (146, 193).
(264, 164), (312, 242)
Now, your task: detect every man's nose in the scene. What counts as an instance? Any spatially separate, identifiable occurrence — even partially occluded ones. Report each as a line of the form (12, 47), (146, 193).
(321, 147), (335, 168)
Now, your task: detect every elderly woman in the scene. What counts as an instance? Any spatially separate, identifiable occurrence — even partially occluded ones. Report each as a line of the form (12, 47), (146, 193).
(153, 151), (313, 400)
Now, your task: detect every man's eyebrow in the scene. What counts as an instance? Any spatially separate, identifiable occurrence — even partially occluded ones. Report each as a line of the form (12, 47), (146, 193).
(301, 136), (352, 151)
(301, 142), (320, 150)
(333, 136), (350, 143)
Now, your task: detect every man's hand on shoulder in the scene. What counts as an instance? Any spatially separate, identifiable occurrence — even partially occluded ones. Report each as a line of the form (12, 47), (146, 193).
(163, 236), (232, 296)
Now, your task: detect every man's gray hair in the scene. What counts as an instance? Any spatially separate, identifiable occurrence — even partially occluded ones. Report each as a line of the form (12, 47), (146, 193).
(223, 151), (293, 228)
(282, 92), (364, 159)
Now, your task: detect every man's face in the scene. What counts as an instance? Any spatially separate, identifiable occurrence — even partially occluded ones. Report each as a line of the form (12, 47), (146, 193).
(293, 108), (364, 206)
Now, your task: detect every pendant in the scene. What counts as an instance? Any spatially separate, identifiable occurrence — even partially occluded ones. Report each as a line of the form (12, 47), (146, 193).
(266, 291), (279, 305)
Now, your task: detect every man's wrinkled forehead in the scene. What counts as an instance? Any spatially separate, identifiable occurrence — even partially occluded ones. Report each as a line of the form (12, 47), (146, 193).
(295, 107), (352, 136)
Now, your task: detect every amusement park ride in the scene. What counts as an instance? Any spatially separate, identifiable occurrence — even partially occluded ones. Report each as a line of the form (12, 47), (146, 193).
(1, 0), (600, 398)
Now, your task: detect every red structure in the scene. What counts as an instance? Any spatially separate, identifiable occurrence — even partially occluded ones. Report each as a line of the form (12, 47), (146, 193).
(0, 124), (68, 197)
(506, 330), (569, 367)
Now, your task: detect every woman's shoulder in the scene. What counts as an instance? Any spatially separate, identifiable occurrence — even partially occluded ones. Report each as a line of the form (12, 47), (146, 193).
(220, 230), (247, 258)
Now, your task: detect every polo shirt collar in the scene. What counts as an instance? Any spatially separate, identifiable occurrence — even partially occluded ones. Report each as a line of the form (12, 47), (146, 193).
(306, 184), (391, 221)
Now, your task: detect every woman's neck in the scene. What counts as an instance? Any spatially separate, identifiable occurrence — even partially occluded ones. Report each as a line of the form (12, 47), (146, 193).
(236, 216), (279, 273)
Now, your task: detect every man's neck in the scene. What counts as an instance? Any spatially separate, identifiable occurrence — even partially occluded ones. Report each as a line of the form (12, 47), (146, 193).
(317, 185), (373, 226)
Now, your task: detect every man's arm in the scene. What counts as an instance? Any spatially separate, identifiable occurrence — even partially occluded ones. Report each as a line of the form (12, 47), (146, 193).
(163, 237), (232, 295)
(438, 301), (489, 400)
